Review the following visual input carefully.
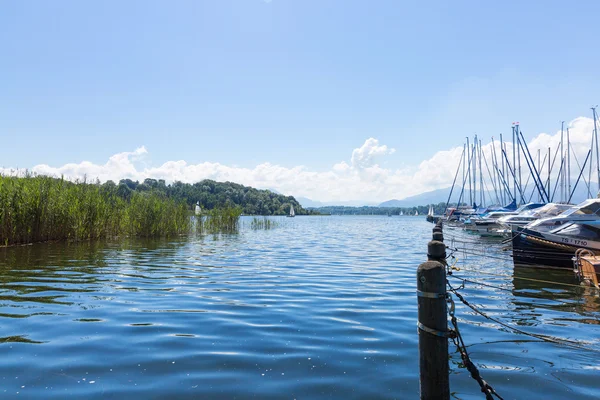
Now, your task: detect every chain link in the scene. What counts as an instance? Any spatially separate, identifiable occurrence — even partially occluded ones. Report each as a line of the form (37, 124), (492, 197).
(446, 281), (504, 400)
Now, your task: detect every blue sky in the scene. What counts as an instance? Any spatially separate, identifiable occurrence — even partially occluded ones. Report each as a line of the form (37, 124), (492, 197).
(2, 1), (600, 202)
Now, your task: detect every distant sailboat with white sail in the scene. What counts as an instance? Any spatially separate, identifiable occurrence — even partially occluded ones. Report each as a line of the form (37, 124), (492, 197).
(415, 210), (419, 216)
(195, 201), (201, 215)
(288, 204), (295, 218)
(400, 211), (403, 216)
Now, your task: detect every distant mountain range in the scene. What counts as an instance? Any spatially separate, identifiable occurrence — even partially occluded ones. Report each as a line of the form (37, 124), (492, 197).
(294, 181), (599, 209)
(296, 197), (378, 208)
(296, 197), (325, 208)
(378, 188), (453, 207)
(378, 183), (598, 208)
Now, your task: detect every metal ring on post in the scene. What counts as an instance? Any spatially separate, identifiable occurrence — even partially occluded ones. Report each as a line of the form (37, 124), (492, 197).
(417, 322), (455, 338)
(416, 289), (446, 299)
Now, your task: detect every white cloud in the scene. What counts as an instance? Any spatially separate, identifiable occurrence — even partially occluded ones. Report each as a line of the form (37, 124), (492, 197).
(2, 117), (599, 203)
(350, 137), (395, 169)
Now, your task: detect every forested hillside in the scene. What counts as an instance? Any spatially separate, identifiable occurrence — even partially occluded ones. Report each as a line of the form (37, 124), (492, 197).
(114, 178), (315, 215)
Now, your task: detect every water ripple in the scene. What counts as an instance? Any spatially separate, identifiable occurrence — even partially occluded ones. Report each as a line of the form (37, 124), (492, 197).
(0, 217), (598, 399)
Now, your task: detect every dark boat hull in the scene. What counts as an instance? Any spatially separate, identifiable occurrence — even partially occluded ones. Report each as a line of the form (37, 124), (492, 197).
(511, 228), (578, 270)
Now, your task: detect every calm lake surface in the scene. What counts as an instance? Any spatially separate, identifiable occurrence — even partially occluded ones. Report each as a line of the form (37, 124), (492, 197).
(1, 216), (599, 399)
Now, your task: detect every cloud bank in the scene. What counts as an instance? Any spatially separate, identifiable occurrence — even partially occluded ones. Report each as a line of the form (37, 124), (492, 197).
(2, 117), (598, 203)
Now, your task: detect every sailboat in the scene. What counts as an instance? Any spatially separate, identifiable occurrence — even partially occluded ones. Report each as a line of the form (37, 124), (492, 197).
(415, 210), (419, 216)
(288, 204), (295, 218)
(194, 201), (201, 216)
(400, 211), (404, 216)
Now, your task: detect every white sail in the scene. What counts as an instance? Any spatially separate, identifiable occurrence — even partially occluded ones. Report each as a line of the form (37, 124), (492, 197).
(415, 210), (419, 216)
(400, 211), (403, 216)
(194, 201), (201, 216)
(289, 205), (295, 217)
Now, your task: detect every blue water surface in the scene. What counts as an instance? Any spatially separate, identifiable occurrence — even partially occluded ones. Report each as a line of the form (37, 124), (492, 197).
(0, 216), (599, 399)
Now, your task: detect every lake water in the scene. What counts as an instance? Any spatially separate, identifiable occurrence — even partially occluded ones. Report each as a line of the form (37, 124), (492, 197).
(1, 216), (599, 399)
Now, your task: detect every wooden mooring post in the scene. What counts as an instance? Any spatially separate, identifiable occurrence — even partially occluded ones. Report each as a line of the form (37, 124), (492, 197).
(417, 222), (449, 399)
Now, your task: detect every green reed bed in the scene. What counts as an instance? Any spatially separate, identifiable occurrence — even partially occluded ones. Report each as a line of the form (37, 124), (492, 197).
(196, 206), (243, 234)
(249, 217), (278, 230)
(0, 175), (189, 246)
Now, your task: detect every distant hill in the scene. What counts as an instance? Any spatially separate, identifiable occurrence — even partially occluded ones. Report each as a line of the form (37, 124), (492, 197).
(296, 197), (324, 208)
(297, 196), (377, 208)
(379, 182), (598, 208)
(379, 188), (452, 207)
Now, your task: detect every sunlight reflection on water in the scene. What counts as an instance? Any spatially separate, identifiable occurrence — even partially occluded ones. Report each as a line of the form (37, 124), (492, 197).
(0, 216), (598, 399)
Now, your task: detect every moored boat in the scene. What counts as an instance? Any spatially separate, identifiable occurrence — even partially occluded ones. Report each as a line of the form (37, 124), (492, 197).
(521, 199), (600, 233)
(496, 203), (572, 237)
(573, 249), (600, 288)
(466, 211), (518, 236)
(512, 220), (600, 269)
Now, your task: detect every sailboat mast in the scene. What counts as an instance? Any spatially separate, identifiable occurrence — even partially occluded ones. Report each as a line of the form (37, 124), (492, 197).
(479, 139), (484, 206)
(462, 143), (466, 206)
(503, 141), (511, 201)
(473, 135), (477, 207)
(567, 127), (572, 200)
(482, 143), (499, 204)
(560, 121), (564, 202)
(593, 106), (600, 194)
(512, 125), (517, 204)
(538, 149), (542, 202)
(444, 146), (465, 214)
(547, 147), (551, 201)
(500, 134), (506, 203)
(516, 124), (523, 204)
(491, 137), (500, 204)
(467, 137), (472, 206)
(589, 125), (594, 198)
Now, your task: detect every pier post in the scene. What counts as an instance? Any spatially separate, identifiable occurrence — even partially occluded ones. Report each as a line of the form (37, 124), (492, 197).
(417, 232), (449, 399)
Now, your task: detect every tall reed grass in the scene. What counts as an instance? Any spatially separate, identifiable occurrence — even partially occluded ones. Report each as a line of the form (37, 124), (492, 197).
(249, 217), (278, 230)
(197, 206), (243, 234)
(0, 175), (189, 246)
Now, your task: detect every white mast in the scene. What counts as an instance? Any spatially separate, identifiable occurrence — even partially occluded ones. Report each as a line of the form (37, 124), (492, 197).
(537, 148), (541, 202)
(560, 121), (564, 202)
(512, 125), (517, 204)
(467, 137), (472, 206)
(479, 139), (484, 207)
(473, 135), (477, 207)
(593, 106), (600, 194)
(567, 126), (571, 201)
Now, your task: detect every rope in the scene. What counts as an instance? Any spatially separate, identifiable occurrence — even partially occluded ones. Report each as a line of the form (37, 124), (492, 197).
(444, 219), (534, 247)
(523, 235), (578, 252)
(451, 265), (588, 290)
(436, 225), (600, 398)
(447, 245), (597, 290)
(446, 290), (504, 400)
(447, 246), (514, 262)
(447, 279), (598, 351)
(449, 244), (582, 266)
(449, 274), (600, 318)
(450, 275), (512, 293)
